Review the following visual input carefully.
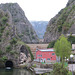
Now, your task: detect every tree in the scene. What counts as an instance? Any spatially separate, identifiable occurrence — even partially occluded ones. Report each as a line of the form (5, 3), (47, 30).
(54, 35), (71, 67)
(47, 40), (56, 48)
(68, 34), (75, 44)
(50, 63), (69, 75)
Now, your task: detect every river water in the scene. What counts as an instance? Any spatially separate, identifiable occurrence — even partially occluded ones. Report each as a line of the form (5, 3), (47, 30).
(0, 69), (35, 75)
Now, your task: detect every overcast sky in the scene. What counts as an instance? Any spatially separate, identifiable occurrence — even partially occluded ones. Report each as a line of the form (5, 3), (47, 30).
(0, 0), (68, 21)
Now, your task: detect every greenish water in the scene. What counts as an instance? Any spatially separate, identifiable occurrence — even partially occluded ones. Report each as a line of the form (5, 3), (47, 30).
(0, 69), (35, 75)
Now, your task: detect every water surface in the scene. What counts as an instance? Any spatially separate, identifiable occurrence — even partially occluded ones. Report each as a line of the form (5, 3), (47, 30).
(0, 69), (35, 75)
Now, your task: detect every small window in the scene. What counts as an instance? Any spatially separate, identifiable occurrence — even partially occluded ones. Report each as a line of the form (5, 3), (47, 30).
(37, 55), (42, 57)
(52, 53), (55, 55)
(47, 58), (50, 60)
(37, 55), (40, 57)
(41, 55), (42, 57)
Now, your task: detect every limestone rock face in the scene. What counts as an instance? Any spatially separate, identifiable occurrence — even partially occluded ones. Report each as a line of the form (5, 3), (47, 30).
(0, 3), (38, 43)
(20, 52), (27, 64)
(44, 0), (75, 42)
(0, 8), (33, 68)
(19, 52), (31, 64)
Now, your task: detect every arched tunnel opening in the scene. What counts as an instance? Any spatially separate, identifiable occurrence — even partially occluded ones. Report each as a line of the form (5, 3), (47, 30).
(5, 60), (13, 68)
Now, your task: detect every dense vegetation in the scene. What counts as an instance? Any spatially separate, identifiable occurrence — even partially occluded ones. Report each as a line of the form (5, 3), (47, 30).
(54, 35), (71, 67)
(47, 40), (56, 48)
(0, 11), (8, 42)
(50, 63), (71, 75)
(26, 45), (34, 60)
(57, 5), (75, 33)
(68, 35), (75, 44)
(47, 35), (75, 48)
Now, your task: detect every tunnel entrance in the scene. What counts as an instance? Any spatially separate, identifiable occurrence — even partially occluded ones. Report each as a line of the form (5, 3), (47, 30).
(5, 60), (13, 68)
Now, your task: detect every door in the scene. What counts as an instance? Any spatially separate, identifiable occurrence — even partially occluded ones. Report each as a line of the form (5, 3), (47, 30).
(43, 58), (46, 63)
(40, 59), (43, 62)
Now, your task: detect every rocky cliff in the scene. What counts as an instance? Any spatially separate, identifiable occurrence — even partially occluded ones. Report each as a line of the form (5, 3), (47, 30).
(0, 3), (34, 68)
(44, 0), (75, 42)
(0, 3), (38, 43)
(31, 21), (48, 39)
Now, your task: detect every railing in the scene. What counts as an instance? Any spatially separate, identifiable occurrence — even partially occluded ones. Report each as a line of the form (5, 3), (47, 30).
(66, 34), (75, 36)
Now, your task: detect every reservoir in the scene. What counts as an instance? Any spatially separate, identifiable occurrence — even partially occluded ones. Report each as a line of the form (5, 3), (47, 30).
(0, 69), (35, 75)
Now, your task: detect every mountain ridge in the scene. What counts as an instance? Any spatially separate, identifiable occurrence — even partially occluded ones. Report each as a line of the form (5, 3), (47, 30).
(44, 0), (75, 42)
(0, 3), (39, 43)
(31, 21), (48, 39)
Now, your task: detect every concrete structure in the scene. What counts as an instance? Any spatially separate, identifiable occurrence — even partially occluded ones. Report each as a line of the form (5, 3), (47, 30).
(34, 68), (53, 74)
(36, 48), (56, 62)
(27, 44), (49, 58)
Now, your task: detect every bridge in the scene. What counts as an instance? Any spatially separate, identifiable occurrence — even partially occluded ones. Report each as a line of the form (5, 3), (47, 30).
(26, 44), (49, 58)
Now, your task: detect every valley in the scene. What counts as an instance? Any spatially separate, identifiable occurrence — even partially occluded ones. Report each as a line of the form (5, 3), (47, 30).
(0, 0), (75, 75)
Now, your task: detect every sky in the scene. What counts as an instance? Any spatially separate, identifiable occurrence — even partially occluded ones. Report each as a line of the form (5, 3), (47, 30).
(0, 0), (68, 21)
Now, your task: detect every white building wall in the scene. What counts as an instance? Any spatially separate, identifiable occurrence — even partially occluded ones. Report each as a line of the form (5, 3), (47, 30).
(72, 44), (75, 49)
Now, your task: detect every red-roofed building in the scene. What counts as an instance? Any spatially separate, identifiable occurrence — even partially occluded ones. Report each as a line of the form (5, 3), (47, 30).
(36, 48), (56, 62)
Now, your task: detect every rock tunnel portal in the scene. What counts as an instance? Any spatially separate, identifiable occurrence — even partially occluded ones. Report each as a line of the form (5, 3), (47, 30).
(5, 60), (13, 68)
